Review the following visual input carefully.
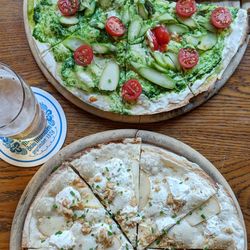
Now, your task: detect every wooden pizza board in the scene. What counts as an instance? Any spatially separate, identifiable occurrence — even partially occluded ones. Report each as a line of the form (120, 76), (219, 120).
(23, 1), (249, 123)
(10, 129), (248, 249)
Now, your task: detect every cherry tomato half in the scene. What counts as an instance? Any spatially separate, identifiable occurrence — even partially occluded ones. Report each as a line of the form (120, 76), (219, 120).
(146, 30), (159, 51)
(58, 0), (79, 16)
(211, 7), (232, 29)
(105, 16), (126, 37)
(122, 79), (142, 102)
(152, 25), (170, 45)
(178, 48), (199, 69)
(176, 0), (197, 18)
(74, 45), (94, 67)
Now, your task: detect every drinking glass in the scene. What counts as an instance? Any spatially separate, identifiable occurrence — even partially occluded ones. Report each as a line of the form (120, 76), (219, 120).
(0, 63), (47, 140)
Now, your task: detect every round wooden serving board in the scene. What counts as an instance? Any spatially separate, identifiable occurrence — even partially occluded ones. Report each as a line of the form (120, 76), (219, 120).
(10, 130), (247, 249)
(23, 0), (249, 123)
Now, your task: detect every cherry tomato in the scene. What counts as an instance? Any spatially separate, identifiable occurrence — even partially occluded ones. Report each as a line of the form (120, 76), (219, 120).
(178, 48), (199, 69)
(105, 16), (126, 37)
(176, 0), (197, 18)
(74, 45), (94, 67)
(122, 79), (142, 102)
(159, 44), (167, 52)
(152, 25), (170, 45)
(211, 7), (232, 29)
(146, 30), (159, 51)
(58, 0), (79, 16)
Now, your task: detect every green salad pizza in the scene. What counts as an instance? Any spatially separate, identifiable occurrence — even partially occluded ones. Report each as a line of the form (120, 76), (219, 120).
(27, 0), (248, 115)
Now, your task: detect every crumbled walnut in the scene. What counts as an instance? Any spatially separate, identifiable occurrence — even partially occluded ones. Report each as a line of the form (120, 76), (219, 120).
(170, 33), (182, 43)
(224, 227), (234, 234)
(130, 196), (137, 207)
(96, 229), (113, 248)
(104, 188), (115, 202)
(62, 207), (74, 218)
(89, 96), (98, 103)
(166, 194), (185, 213)
(154, 186), (161, 192)
(94, 175), (102, 182)
(105, 218), (113, 225)
(74, 202), (84, 210)
(106, 182), (114, 189)
(62, 199), (70, 207)
(81, 223), (92, 235)
(154, 178), (160, 184)
(72, 178), (86, 188)
(162, 178), (167, 183)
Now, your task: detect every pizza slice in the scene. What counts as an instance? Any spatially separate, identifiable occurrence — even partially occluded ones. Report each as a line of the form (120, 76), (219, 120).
(28, 0), (91, 54)
(22, 165), (134, 250)
(149, 185), (245, 250)
(120, 0), (248, 115)
(70, 138), (141, 247)
(137, 144), (217, 249)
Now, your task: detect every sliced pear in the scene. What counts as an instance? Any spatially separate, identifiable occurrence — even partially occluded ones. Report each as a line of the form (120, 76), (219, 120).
(99, 61), (120, 91)
(186, 196), (221, 226)
(139, 170), (151, 210)
(38, 216), (67, 236)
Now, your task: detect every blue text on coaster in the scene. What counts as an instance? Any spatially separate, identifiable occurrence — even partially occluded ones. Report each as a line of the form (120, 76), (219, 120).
(0, 87), (67, 167)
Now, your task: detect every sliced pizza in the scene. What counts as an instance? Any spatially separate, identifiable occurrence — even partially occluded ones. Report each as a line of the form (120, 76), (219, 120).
(149, 184), (245, 250)
(70, 138), (141, 247)
(137, 144), (217, 249)
(22, 165), (134, 250)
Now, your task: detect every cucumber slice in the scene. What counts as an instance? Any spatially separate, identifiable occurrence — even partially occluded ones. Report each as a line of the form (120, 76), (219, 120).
(177, 17), (197, 28)
(85, 1), (96, 16)
(128, 17), (143, 44)
(137, 3), (149, 19)
(156, 13), (176, 23)
(197, 33), (217, 51)
(122, 8), (130, 25)
(92, 43), (117, 54)
(166, 52), (181, 71)
(185, 35), (200, 47)
(166, 24), (189, 34)
(162, 54), (176, 70)
(59, 16), (79, 26)
(76, 70), (95, 88)
(151, 62), (168, 73)
(152, 51), (166, 68)
(99, 61), (120, 91)
(63, 37), (85, 51)
(196, 16), (217, 33)
(138, 67), (175, 89)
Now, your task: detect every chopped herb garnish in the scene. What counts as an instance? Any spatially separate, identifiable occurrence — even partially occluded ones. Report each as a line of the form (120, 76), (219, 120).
(55, 231), (62, 235)
(201, 214), (206, 219)
(70, 191), (75, 196)
(171, 213), (177, 218)
(52, 204), (58, 209)
(160, 210), (164, 216)
(108, 231), (113, 236)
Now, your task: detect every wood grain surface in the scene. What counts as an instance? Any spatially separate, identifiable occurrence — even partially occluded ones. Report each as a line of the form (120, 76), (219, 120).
(0, 0), (249, 249)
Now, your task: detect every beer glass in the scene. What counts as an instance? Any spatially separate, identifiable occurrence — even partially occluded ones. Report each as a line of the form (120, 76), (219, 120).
(0, 63), (47, 140)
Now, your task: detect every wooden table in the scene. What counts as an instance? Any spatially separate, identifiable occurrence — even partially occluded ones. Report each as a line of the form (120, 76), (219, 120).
(0, 1), (249, 249)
